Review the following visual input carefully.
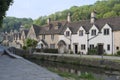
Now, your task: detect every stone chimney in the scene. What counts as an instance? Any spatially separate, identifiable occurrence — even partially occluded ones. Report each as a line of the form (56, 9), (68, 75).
(67, 13), (71, 23)
(91, 11), (96, 24)
(47, 18), (51, 24)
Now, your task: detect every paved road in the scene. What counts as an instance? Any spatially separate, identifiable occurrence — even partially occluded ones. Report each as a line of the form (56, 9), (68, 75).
(34, 52), (120, 61)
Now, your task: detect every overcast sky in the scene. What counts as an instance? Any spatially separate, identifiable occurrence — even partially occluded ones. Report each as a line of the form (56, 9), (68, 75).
(6, 0), (98, 19)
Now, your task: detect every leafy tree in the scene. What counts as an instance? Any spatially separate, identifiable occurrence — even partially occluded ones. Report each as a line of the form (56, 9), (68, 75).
(33, 16), (47, 26)
(33, 0), (120, 26)
(25, 38), (37, 48)
(113, 4), (120, 15)
(2, 17), (33, 31)
(103, 11), (117, 18)
(0, 0), (13, 27)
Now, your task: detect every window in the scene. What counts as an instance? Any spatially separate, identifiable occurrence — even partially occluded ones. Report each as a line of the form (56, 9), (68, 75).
(107, 44), (110, 51)
(90, 44), (94, 49)
(42, 35), (45, 39)
(91, 29), (96, 36)
(81, 44), (86, 50)
(116, 46), (119, 50)
(68, 44), (71, 49)
(51, 35), (54, 40)
(104, 28), (109, 35)
(66, 31), (70, 37)
(50, 44), (55, 49)
(79, 30), (83, 36)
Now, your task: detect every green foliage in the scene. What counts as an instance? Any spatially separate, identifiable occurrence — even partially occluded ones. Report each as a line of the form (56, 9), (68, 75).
(43, 49), (58, 53)
(22, 46), (27, 50)
(88, 49), (97, 55)
(0, 0), (13, 27)
(70, 50), (74, 54)
(79, 72), (96, 80)
(2, 17), (33, 32)
(116, 51), (120, 56)
(33, 0), (120, 26)
(33, 16), (47, 26)
(47, 67), (97, 80)
(103, 11), (117, 18)
(25, 38), (37, 48)
(35, 48), (58, 53)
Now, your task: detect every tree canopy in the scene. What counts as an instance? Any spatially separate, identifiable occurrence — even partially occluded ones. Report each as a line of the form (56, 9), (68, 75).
(2, 0), (120, 31)
(34, 0), (120, 26)
(2, 17), (33, 32)
(0, 0), (13, 27)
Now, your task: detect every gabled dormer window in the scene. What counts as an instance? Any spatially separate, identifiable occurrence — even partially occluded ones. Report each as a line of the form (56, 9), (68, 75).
(91, 29), (96, 36)
(66, 31), (70, 37)
(79, 30), (83, 36)
(104, 28), (109, 35)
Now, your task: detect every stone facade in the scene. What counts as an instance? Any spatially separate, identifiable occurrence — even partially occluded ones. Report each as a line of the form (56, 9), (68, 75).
(39, 34), (59, 49)
(113, 31), (120, 53)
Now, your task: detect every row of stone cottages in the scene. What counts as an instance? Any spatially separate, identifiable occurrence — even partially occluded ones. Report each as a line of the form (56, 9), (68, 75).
(2, 12), (120, 55)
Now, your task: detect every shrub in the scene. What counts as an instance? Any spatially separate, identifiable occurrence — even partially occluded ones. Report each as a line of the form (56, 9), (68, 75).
(43, 49), (58, 53)
(22, 46), (27, 50)
(35, 48), (58, 53)
(70, 50), (74, 54)
(88, 49), (97, 55)
(35, 49), (42, 52)
(116, 51), (120, 56)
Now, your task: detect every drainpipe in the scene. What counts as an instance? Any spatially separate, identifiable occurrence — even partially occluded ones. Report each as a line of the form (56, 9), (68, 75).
(112, 30), (114, 55)
(87, 33), (89, 54)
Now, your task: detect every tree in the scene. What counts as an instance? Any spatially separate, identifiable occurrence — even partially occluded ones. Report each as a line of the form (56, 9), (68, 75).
(24, 38), (38, 54)
(25, 38), (37, 48)
(33, 16), (47, 26)
(113, 4), (120, 15)
(103, 11), (117, 18)
(0, 0), (13, 27)
(2, 17), (33, 31)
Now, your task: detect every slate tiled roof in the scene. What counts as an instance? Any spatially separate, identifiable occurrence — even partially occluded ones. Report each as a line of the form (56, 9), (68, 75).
(32, 24), (43, 36)
(23, 29), (29, 37)
(39, 21), (67, 35)
(33, 16), (120, 36)
(94, 17), (120, 31)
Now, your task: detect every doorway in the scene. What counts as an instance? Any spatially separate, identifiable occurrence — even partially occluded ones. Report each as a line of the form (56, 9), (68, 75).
(74, 44), (78, 54)
(97, 43), (104, 55)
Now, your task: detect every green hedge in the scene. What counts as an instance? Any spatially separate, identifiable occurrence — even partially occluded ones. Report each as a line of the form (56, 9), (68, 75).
(116, 51), (120, 56)
(35, 48), (58, 53)
(88, 49), (97, 55)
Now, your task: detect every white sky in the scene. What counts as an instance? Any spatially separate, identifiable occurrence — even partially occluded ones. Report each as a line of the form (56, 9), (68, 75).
(6, 0), (98, 19)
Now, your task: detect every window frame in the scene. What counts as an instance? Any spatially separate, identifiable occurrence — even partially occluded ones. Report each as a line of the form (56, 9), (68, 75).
(91, 29), (96, 36)
(90, 44), (94, 50)
(104, 28), (109, 35)
(107, 44), (110, 51)
(66, 31), (70, 37)
(50, 44), (55, 49)
(81, 44), (86, 50)
(79, 30), (84, 36)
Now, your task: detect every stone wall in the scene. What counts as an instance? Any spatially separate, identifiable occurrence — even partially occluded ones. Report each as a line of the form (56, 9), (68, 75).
(24, 54), (120, 71)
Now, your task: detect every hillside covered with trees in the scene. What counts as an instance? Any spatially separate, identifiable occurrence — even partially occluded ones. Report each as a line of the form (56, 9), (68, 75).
(2, 17), (33, 32)
(34, 0), (120, 26)
(2, 0), (120, 31)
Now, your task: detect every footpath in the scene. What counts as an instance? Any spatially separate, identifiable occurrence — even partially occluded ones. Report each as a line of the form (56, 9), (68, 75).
(34, 52), (120, 61)
(0, 47), (64, 80)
